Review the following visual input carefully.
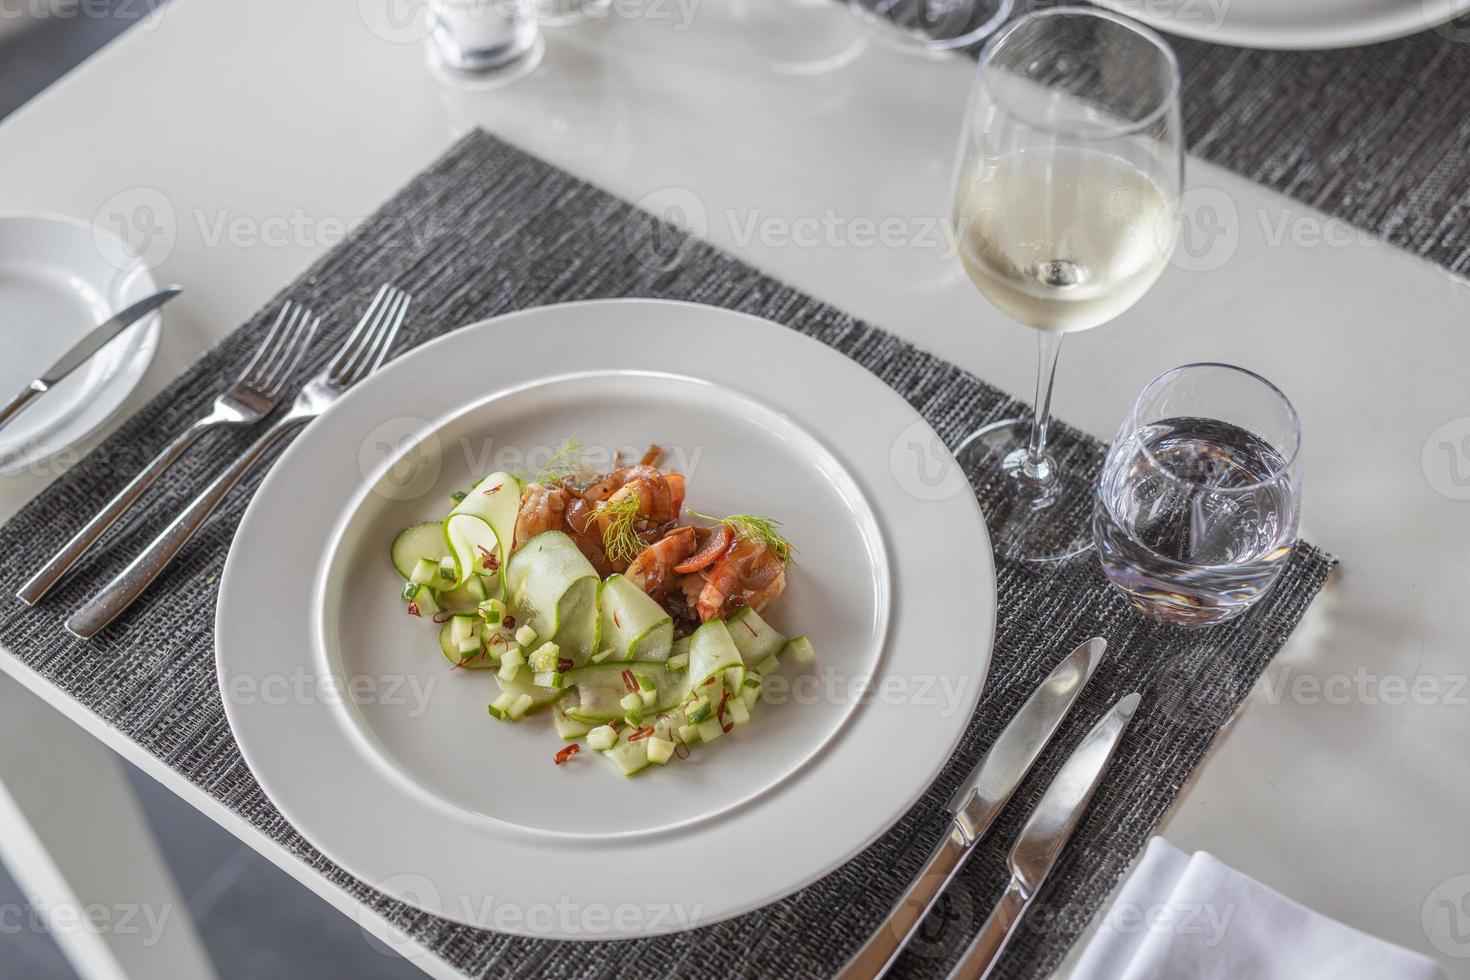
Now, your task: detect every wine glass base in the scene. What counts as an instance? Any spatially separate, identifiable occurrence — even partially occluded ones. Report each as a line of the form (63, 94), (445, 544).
(956, 418), (1097, 564)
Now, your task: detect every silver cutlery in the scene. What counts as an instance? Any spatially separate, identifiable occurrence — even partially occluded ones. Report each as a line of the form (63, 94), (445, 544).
(64, 284), (412, 639)
(947, 692), (1142, 980)
(18, 302), (319, 605)
(837, 637), (1109, 980)
(0, 287), (183, 434)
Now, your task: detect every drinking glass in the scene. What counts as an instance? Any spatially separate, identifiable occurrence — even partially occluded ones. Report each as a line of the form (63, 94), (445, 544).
(951, 9), (1183, 561)
(1094, 363), (1302, 627)
(531, 0), (610, 26)
(849, 0), (1013, 52)
(428, 0), (543, 79)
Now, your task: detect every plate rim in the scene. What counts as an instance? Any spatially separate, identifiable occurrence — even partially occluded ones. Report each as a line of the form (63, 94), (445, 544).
(1092, 0), (1470, 48)
(0, 210), (163, 476)
(216, 297), (996, 937)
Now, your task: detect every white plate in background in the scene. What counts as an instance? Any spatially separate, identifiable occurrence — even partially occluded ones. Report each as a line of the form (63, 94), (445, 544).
(0, 213), (163, 476)
(1094, 0), (1470, 49)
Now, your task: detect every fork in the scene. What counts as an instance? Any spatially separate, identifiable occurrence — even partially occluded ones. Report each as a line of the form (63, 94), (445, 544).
(17, 302), (320, 605)
(64, 284), (412, 640)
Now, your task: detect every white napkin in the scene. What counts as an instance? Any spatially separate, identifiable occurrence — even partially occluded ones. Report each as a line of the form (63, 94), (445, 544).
(1071, 838), (1447, 980)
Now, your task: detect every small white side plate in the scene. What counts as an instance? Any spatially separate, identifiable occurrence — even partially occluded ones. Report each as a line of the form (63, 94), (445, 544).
(1093, 0), (1470, 49)
(0, 214), (162, 476)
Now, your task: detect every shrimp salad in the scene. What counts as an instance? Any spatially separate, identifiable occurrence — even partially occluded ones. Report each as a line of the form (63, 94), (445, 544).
(390, 443), (813, 777)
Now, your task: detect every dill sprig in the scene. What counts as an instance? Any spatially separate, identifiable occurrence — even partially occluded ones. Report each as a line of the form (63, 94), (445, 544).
(522, 435), (584, 485)
(592, 496), (644, 564)
(688, 511), (796, 565)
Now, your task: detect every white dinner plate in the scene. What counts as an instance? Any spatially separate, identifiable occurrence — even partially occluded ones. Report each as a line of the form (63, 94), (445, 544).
(0, 214), (163, 476)
(216, 299), (995, 937)
(1093, 0), (1470, 48)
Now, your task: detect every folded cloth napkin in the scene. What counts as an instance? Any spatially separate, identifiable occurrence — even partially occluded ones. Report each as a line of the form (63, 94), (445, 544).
(1071, 838), (1447, 980)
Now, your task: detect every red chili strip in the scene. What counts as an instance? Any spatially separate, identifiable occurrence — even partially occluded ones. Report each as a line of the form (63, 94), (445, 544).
(554, 744), (580, 765)
(477, 545), (499, 571)
(627, 727), (656, 743)
(407, 602), (421, 618)
(483, 483), (504, 495)
(621, 669), (637, 693)
(432, 610), (454, 624)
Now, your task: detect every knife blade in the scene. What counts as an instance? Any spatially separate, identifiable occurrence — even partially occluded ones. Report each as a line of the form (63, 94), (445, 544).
(947, 691), (1143, 980)
(835, 636), (1109, 980)
(0, 287), (182, 433)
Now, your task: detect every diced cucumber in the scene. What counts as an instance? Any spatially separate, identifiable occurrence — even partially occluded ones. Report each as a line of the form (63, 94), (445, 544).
(586, 724), (617, 751)
(515, 625), (539, 648)
(414, 587), (440, 617)
(784, 635), (815, 664)
(409, 557), (440, 586)
(686, 696), (712, 724)
(590, 649), (615, 664)
(677, 723), (700, 745)
(754, 653), (781, 677)
(438, 620), (493, 669)
(532, 670), (564, 689)
(695, 718), (724, 743)
(437, 577), (492, 614)
(495, 671), (561, 711)
(500, 646), (525, 668)
(437, 555), (457, 582)
(727, 605), (788, 667)
(599, 732), (651, 777)
(506, 531), (601, 666)
(401, 581), (422, 602)
(508, 693), (534, 720)
(666, 651), (690, 672)
(479, 597), (506, 624)
(647, 737), (675, 765)
(723, 665), (746, 692)
(553, 711), (593, 741)
(529, 641), (561, 673)
(487, 692), (516, 720)
(619, 691), (642, 712)
(638, 688), (657, 708)
(456, 636), (483, 657)
(449, 615), (477, 647)
(742, 685), (759, 710)
(597, 575), (673, 662)
(498, 661), (522, 682)
(392, 522), (450, 580)
(727, 696), (751, 726)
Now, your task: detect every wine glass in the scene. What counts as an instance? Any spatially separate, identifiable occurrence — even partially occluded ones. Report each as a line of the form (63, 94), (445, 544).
(1094, 363), (1302, 627)
(951, 8), (1183, 561)
(849, 0), (1013, 53)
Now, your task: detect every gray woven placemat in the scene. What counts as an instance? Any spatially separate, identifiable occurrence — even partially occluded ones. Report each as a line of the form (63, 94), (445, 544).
(0, 131), (1333, 979)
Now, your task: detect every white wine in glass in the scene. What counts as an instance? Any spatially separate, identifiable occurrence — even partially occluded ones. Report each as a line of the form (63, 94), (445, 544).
(951, 9), (1183, 561)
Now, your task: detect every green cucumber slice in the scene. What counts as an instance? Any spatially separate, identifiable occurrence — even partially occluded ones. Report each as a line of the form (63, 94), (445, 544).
(599, 731), (651, 777)
(560, 663), (682, 723)
(444, 471), (520, 596)
(494, 671), (561, 711)
(506, 531), (601, 667)
(727, 605), (788, 667)
(784, 635), (815, 664)
(687, 619), (744, 690)
(597, 575), (673, 662)
(392, 522), (449, 580)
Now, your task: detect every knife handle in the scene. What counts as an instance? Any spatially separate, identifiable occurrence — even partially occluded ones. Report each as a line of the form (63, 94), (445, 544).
(836, 824), (971, 980)
(0, 382), (45, 434)
(947, 879), (1027, 980)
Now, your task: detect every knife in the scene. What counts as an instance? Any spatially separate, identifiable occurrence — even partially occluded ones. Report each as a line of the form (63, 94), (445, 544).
(947, 691), (1143, 980)
(0, 287), (182, 433)
(835, 636), (1109, 980)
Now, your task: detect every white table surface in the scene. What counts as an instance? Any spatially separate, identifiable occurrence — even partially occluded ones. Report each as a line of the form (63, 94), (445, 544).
(1, 0), (1468, 974)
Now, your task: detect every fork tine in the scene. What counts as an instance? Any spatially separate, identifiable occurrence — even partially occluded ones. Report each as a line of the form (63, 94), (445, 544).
(334, 287), (405, 385)
(239, 303), (295, 386)
(327, 284), (392, 378)
(247, 304), (308, 393)
(369, 293), (411, 373)
(258, 310), (320, 399)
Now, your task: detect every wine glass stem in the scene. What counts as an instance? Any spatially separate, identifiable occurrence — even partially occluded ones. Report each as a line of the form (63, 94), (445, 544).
(1023, 329), (1065, 483)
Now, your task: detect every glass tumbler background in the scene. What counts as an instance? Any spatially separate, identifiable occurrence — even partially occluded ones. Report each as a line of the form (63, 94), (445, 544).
(1093, 363), (1302, 628)
(428, 0), (541, 76)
